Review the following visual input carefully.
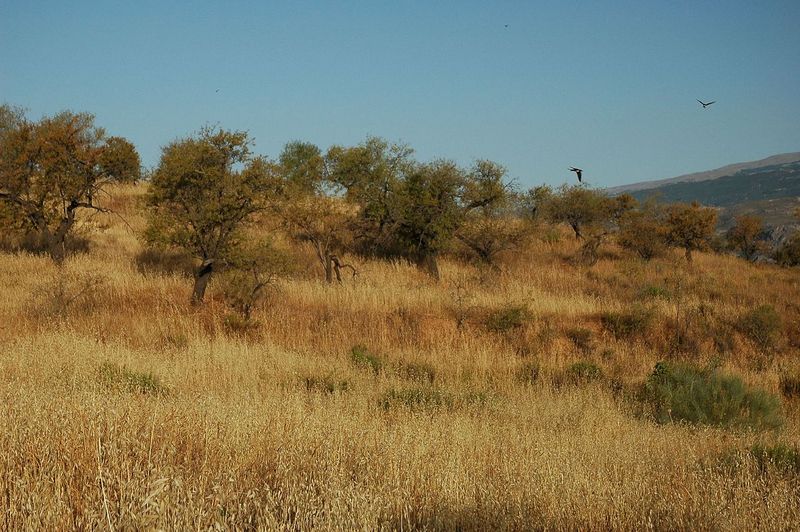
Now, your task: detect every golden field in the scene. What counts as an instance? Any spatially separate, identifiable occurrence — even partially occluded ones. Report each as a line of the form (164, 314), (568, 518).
(1, 185), (799, 530)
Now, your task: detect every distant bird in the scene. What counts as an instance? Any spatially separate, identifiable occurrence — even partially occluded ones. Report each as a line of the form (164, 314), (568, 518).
(569, 167), (583, 183)
(504, 24), (509, 28)
(697, 99), (715, 108)
(215, 89), (220, 93)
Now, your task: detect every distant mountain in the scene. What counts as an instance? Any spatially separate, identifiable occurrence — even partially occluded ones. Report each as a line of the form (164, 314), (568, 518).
(606, 153), (800, 230)
(607, 152), (800, 194)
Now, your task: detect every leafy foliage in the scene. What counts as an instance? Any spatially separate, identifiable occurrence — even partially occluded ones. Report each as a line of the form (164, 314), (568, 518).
(664, 202), (717, 262)
(641, 361), (782, 429)
(144, 127), (279, 302)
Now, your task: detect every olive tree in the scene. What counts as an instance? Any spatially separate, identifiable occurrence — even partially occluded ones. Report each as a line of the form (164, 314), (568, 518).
(0, 107), (136, 261)
(726, 214), (765, 261)
(664, 202), (718, 263)
(145, 127), (278, 303)
(546, 185), (615, 240)
(277, 141), (355, 283)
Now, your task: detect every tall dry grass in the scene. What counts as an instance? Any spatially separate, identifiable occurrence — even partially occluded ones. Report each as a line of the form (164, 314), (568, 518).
(1, 184), (799, 529)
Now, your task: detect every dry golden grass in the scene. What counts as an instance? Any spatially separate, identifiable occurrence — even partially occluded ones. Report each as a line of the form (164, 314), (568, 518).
(1, 184), (799, 529)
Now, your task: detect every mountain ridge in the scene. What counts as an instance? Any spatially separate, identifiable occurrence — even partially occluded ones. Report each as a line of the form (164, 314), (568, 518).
(607, 152), (800, 194)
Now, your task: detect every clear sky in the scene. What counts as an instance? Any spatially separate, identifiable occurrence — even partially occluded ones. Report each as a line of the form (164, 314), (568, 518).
(2, 0), (799, 188)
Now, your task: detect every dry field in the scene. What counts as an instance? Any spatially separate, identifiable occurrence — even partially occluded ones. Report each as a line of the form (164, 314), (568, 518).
(1, 185), (799, 530)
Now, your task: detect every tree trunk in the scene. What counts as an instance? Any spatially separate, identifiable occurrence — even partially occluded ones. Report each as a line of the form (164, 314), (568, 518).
(324, 255), (334, 284)
(685, 248), (693, 263)
(570, 222), (582, 240)
(417, 252), (440, 280)
(191, 259), (215, 304)
(48, 209), (77, 263)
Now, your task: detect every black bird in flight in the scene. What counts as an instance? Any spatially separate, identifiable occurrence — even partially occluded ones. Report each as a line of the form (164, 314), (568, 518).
(569, 167), (583, 183)
(697, 99), (715, 108)
(504, 24), (509, 28)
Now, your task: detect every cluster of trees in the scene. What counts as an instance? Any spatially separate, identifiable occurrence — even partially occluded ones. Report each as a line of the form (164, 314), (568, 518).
(3, 104), (799, 308)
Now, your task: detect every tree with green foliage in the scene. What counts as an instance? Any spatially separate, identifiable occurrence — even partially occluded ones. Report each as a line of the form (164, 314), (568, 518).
(617, 201), (668, 260)
(277, 141), (355, 283)
(545, 185), (615, 240)
(456, 161), (525, 268)
(144, 127), (279, 303)
(664, 202), (718, 263)
(0, 107), (136, 261)
(726, 214), (765, 261)
(98, 136), (142, 183)
(325, 136), (414, 255)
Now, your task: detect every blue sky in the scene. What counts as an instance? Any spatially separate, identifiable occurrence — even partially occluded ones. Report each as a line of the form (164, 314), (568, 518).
(2, 0), (799, 188)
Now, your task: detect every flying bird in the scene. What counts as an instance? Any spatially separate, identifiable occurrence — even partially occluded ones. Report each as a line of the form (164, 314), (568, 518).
(504, 24), (509, 28)
(569, 167), (583, 183)
(697, 99), (715, 108)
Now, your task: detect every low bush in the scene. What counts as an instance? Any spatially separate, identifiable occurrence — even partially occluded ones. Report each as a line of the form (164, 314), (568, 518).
(565, 327), (594, 354)
(640, 361), (782, 430)
(515, 361), (540, 384)
(750, 443), (800, 474)
(379, 386), (489, 412)
(303, 374), (350, 395)
(398, 361), (437, 383)
(600, 305), (654, 339)
(737, 305), (781, 352)
(350, 345), (384, 374)
(99, 362), (167, 396)
(779, 374), (800, 399)
(564, 361), (604, 385)
(485, 305), (533, 333)
(380, 386), (454, 411)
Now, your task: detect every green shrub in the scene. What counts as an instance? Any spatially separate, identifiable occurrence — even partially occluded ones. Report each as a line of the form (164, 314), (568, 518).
(515, 360), (540, 384)
(565, 327), (593, 353)
(398, 361), (437, 383)
(600, 305), (654, 339)
(641, 361), (782, 430)
(485, 305), (533, 333)
(303, 374), (350, 395)
(639, 285), (671, 300)
(565, 361), (604, 384)
(99, 362), (167, 396)
(380, 386), (453, 411)
(779, 374), (800, 399)
(379, 386), (489, 412)
(750, 443), (800, 474)
(350, 345), (383, 374)
(737, 305), (781, 352)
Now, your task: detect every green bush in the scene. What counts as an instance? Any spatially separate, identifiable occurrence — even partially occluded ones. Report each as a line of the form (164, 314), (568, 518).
(641, 361), (782, 430)
(350, 345), (384, 374)
(99, 362), (167, 396)
(398, 361), (437, 383)
(600, 305), (654, 339)
(750, 443), (800, 474)
(515, 360), (540, 384)
(565, 361), (604, 385)
(303, 374), (350, 395)
(380, 386), (453, 411)
(379, 386), (489, 412)
(639, 285), (671, 301)
(485, 305), (533, 333)
(737, 305), (781, 352)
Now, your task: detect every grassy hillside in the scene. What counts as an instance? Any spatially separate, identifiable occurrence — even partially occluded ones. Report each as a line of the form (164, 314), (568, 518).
(1, 184), (800, 529)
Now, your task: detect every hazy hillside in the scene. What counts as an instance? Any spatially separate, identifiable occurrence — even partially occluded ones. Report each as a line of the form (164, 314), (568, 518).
(608, 152), (800, 194)
(608, 155), (800, 229)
